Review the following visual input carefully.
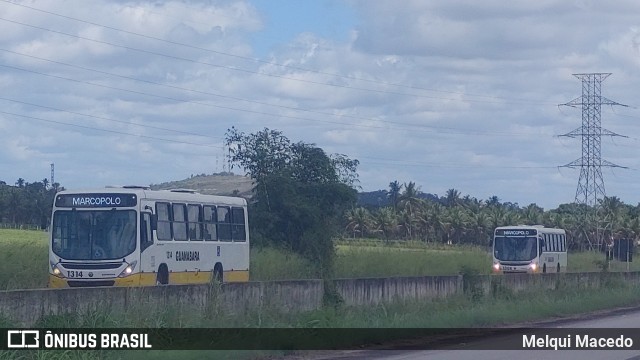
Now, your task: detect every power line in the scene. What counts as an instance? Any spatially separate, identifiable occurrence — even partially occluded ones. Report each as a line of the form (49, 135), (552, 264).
(0, 0), (554, 105)
(0, 16), (554, 105)
(360, 159), (558, 169)
(0, 110), (223, 149)
(0, 97), (223, 140)
(0, 108), (570, 171)
(3, 48), (534, 135)
(0, 63), (550, 137)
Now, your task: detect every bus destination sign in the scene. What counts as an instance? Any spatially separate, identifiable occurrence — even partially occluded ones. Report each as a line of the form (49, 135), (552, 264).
(495, 229), (537, 236)
(55, 194), (137, 208)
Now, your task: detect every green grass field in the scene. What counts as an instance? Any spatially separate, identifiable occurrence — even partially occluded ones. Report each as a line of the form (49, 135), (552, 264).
(0, 229), (49, 290)
(0, 229), (638, 290)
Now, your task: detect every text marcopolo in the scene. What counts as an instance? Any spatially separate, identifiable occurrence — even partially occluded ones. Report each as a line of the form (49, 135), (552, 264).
(72, 196), (122, 206)
(523, 334), (633, 350)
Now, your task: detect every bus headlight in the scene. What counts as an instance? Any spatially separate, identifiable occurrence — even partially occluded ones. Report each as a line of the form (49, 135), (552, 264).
(50, 261), (64, 278)
(118, 261), (137, 278)
(529, 263), (538, 272)
(493, 263), (500, 271)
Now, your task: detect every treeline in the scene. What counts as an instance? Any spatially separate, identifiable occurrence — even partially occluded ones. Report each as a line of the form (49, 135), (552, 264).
(0, 178), (64, 229)
(346, 182), (640, 250)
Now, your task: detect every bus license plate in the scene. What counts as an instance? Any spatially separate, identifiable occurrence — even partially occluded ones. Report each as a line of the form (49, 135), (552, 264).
(502, 266), (516, 271)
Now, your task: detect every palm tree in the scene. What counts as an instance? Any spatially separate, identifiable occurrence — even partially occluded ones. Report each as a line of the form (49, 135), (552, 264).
(485, 195), (501, 208)
(523, 203), (543, 225)
(51, 182), (62, 192)
(462, 195), (482, 213)
(600, 196), (627, 239)
(374, 207), (398, 242)
(388, 181), (402, 212)
(446, 207), (469, 244)
(399, 182), (423, 212)
(488, 206), (506, 230)
(622, 217), (640, 243)
(397, 208), (417, 239)
(15, 178), (25, 188)
(468, 211), (491, 245)
(416, 202), (442, 242)
(503, 211), (522, 226)
(444, 188), (461, 208)
(345, 207), (372, 238)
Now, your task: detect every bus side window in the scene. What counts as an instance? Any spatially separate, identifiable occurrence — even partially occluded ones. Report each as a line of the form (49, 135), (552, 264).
(539, 237), (545, 254)
(173, 203), (188, 241)
(217, 206), (232, 241)
(141, 212), (153, 252)
(156, 202), (172, 241)
(187, 204), (202, 241)
(203, 205), (217, 241)
(231, 207), (246, 242)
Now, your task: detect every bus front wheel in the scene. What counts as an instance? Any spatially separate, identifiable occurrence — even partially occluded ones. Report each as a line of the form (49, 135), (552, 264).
(557, 263), (561, 273)
(542, 264), (547, 273)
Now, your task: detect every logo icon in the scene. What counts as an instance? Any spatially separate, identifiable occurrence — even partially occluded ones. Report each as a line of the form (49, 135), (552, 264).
(7, 330), (39, 348)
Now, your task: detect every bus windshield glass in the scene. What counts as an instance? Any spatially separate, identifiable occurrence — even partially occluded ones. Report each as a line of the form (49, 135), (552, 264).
(494, 236), (538, 261)
(52, 210), (137, 260)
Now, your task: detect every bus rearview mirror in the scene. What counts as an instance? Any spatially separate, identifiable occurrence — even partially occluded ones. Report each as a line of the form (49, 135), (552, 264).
(150, 214), (157, 231)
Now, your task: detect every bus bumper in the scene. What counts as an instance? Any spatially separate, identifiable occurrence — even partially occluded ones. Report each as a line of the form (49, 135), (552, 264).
(47, 274), (153, 288)
(48, 271), (250, 288)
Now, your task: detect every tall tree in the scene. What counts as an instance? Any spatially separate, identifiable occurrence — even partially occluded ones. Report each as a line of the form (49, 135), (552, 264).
(445, 188), (461, 208)
(345, 207), (372, 238)
(225, 127), (358, 273)
(485, 195), (501, 208)
(388, 181), (402, 212)
(374, 207), (398, 242)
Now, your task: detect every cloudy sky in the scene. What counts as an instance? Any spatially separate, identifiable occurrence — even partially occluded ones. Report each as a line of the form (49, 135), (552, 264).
(2, 0), (640, 209)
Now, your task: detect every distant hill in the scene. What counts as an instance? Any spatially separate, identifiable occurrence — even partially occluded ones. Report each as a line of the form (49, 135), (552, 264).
(150, 172), (254, 198)
(151, 173), (439, 208)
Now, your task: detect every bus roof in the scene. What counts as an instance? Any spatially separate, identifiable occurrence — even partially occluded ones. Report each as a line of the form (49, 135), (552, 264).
(55, 187), (247, 206)
(495, 225), (565, 234)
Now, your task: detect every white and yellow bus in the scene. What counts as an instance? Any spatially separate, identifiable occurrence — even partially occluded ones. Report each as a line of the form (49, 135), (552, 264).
(48, 186), (249, 288)
(492, 225), (567, 274)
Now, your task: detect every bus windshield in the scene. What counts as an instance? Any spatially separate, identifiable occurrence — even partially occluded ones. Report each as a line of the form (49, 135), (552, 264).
(52, 210), (137, 260)
(494, 236), (538, 261)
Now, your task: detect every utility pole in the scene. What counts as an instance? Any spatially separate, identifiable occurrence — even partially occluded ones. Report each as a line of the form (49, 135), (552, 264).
(50, 163), (54, 188)
(559, 73), (627, 249)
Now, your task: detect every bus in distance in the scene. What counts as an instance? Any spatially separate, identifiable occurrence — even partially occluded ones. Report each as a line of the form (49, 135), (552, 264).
(48, 186), (249, 288)
(492, 225), (567, 274)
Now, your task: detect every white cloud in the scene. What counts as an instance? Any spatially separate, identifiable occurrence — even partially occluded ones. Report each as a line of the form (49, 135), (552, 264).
(2, 0), (640, 209)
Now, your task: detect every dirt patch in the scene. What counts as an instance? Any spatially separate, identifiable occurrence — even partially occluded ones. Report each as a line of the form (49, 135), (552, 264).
(150, 173), (254, 198)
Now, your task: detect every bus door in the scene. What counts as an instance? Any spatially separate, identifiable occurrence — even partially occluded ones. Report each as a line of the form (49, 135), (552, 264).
(140, 200), (156, 278)
(538, 236), (545, 258)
